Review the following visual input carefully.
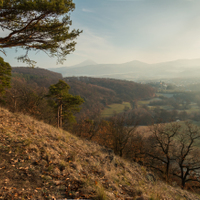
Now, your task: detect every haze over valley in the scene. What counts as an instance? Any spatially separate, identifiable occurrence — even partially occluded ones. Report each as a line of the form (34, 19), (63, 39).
(49, 58), (200, 82)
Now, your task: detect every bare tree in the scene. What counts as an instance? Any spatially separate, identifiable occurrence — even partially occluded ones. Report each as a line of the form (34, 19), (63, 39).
(145, 123), (180, 181)
(172, 122), (200, 188)
(145, 122), (200, 188)
(109, 114), (138, 157)
(124, 131), (146, 164)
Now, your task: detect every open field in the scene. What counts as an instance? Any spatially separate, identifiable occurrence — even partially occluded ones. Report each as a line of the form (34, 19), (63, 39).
(137, 100), (150, 106)
(156, 92), (174, 98)
(185, 104), (200, 114)
(101, 92), (200, 119)
(101, 102), (131, 117)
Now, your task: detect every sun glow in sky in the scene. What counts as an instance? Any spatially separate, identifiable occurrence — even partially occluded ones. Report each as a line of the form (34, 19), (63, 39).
(2, 0), (200, 68)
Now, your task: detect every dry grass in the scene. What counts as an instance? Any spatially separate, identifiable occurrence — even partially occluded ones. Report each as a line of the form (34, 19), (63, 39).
(0, 107), (200, 199)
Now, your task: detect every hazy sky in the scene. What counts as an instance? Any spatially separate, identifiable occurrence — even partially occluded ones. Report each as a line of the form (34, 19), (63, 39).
(2, 0), (200, 68)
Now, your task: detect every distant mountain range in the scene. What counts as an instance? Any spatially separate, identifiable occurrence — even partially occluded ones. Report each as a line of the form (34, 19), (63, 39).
(48, 58), (200, 80)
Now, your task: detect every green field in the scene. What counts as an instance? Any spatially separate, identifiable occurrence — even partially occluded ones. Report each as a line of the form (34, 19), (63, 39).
(156, 92), (174, 98)
(137, 98), (162, 107)
(138, 94), (200, 113)
(101, 102), (131, 117)
(137, 100), (150, 106)
(101, 92), (200, 119)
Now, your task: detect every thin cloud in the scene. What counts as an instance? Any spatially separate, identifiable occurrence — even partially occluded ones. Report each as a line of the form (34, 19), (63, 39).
(82, 8), (94, 13)
(71, 28), (144, 64)
(109, 0), (143, 1)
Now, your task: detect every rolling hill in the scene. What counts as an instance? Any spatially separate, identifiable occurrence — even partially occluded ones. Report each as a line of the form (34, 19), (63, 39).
(48, 58), (200, 81)
(8, 67), (155, 120)
(12, 67), (63, 88)
(63, 77), (155, 119)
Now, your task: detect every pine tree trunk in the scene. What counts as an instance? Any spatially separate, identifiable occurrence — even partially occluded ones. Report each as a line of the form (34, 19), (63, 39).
(60, 104), (62, 128)
(14, 98), (17, 112)
(57, 106), (60, 128)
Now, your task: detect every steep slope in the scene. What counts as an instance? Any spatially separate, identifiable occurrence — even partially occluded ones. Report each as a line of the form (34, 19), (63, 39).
(0, 107), (199, 199)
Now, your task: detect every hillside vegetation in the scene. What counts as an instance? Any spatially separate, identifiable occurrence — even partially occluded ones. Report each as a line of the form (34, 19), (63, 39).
(0, 107), (200, 200)
(6, 68), (155, 121)
(64, 77), (155, 102)
(63, 77), (155, 119)
(12, 67), (63, 88)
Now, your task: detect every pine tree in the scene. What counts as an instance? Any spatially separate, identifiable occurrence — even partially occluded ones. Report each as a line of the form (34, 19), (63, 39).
(47, 80), (84, 128)
(0, 0), (82, 66)
(0, 57), (11, 94)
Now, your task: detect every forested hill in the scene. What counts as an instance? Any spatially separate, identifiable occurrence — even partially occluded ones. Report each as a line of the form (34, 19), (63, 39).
(64, 77), (155, 102)
(9, 67), (155, 119)
(12, 67), (63, 87)
(11, 67), (155, 103)
(62, 77), (155, 119)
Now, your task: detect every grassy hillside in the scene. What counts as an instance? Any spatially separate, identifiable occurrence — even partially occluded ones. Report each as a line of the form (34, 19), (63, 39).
(0, 107), (199, 199)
